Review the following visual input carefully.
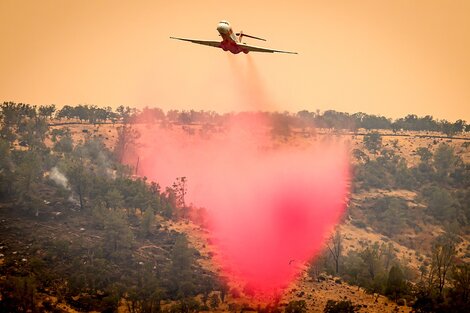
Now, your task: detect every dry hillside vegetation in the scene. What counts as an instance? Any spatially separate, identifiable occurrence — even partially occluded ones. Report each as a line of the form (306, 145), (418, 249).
(1, 103), (469, 312)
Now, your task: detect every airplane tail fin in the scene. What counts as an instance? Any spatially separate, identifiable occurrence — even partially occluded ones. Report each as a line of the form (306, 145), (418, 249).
(236, 31), (266, 42)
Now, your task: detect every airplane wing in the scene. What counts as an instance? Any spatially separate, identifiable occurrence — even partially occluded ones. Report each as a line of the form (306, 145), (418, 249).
(237, 43), (298, 54)
(170, 37), (221, 48)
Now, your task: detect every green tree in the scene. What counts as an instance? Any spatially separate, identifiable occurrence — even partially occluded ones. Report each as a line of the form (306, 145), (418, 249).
(416, 147), (432, 162)
(380, 242), (396, 272)
(363, 132), (382, 154)
(395, 158), (416, 189)
(324, 300), (356, 313)
(126, 266), (162, 313)
(0, 102), (19, 143)
(385, 265), (407, 301)
(139, 208), (155, 238)
(441, 120), (456, 137)
(167, 298), (200, 313)
(285, 300), (307, 313)
(56, 105), (77, 120)
(168, 234), (196, 298)
(360, 243), (381, 281)
(271, 112), (292, 138)
(352, 149), (369, 163)
(13, 151), (44, 213)
(104, 188), (125, 210)
(433, 144), (459, 181)
(339, 242), (389, 294)
(0, 138), (13, 197)
(65, 158), (90, 211)
(116, 105), (134, 123)
(447, 264), (470, 311)
(20, 117), (48, 150)
(114, 125), (140, 162)
(429, 234), (457, 295)
(38, 104), (56, 120)
(373, 196), (407, 236)
(103, 210), (134, 258)
(53, 134), (74, 154)
(424, 186), (455, 221)
(341, 250), (365, 286)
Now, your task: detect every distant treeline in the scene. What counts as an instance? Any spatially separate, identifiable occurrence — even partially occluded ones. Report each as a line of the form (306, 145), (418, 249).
(1, 101), (468, 136)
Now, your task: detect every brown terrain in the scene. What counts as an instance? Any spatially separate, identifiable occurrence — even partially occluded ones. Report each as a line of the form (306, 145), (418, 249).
(3, 120), (470, 312)
(167, 219), (412, 313)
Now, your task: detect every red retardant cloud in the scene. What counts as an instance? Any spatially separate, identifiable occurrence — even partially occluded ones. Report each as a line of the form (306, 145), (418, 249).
(125, 116), (350, 300)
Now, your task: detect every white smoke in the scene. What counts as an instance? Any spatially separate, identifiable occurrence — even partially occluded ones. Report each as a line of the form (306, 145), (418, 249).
(49, 167), (70, 190)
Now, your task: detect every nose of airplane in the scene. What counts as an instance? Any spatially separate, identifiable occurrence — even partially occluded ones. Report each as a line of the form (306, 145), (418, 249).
(217, 22), (230, 34)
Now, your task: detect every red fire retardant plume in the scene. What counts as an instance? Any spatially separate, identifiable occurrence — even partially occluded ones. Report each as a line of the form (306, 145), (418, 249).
(125, 116), (349, 300)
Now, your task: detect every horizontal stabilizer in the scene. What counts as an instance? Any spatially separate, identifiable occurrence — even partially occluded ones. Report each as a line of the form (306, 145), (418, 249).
(236, 32), (266, 41)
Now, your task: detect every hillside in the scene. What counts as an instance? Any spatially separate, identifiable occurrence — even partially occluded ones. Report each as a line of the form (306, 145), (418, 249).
(1, 103), (469, 312)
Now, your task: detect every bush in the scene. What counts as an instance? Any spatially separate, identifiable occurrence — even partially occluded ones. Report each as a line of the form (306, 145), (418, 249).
(285, 300), (307, 313)
(351, 219), (367, 229)
(324, 300), (356, 313)
(363, 132), (382, 153)
(385, 265), (408, 301)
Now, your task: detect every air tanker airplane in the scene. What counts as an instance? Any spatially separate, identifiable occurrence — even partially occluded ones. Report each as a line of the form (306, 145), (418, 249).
(170, 20), (297, 54)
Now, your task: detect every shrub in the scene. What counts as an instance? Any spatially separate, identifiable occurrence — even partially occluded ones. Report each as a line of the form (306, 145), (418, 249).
(324, 300), (356, 313)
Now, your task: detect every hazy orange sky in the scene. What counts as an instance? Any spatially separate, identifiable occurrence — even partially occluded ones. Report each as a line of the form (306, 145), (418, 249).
(1, 0), (469, 120)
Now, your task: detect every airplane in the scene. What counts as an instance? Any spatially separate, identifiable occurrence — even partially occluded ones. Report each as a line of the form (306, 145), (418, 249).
(170, 20), (297, 55)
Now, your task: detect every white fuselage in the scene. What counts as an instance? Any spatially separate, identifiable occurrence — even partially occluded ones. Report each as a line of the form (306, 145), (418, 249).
(216, 21), (247, 54)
